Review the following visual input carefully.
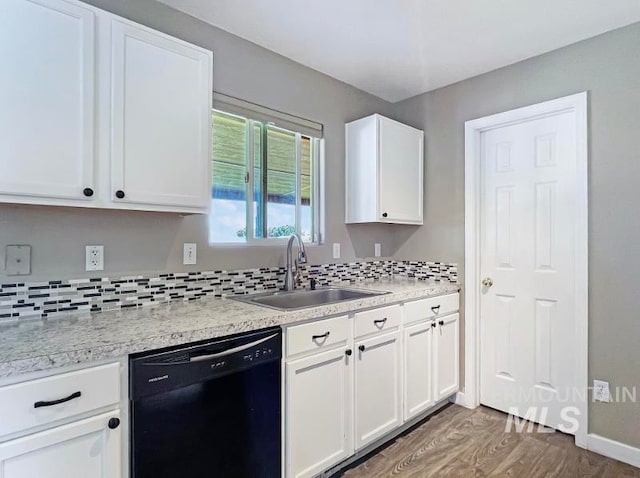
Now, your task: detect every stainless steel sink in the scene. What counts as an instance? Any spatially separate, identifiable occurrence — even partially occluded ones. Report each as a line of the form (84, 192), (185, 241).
(232, 287), (388, 311)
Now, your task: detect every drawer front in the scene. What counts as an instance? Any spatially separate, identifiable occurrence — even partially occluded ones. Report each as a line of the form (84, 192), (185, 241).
(355, 304), (401, 338)
(286, 315), (349, 358)
(0, 363), (121, 439)
(404, 293), (459, 325)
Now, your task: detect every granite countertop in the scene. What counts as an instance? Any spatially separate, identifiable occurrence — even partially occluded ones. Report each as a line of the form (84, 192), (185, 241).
(0, 278), (459, 378)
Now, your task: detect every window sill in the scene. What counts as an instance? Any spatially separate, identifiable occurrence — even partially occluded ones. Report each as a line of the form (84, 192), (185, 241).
(209, 241), (322, 248)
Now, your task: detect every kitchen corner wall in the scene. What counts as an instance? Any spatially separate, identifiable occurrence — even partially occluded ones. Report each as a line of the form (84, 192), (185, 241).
(392, 23), (640, 449)
(0, 0), (401, 283)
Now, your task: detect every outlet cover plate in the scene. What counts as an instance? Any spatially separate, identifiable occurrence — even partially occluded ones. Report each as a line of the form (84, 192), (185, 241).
(593, 379), (610, 402)
(183, 243), (197, 265)
(332, 243), (341, 259)
(374, 243), (381, 257)
(85, 245), (104, 272)
(6, 245), (31, 276)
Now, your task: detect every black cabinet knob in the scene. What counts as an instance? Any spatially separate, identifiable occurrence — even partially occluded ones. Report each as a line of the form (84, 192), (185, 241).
(345, 349), (352, 356)
(431, 322), (437, 328)
(115, 190), (125, 199)
(382, 212), (388, 218)
(108, 417), (120, 430)
(83, 188), (94, 197)
(358, 345), (365, 352)
(439, 320), (444, 326)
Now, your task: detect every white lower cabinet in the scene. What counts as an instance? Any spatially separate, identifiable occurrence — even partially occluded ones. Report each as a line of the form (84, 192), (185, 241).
(354, 331), (402, 450)
(0, 362), (123, 478)
(285, 293), (459, 478)
(435, 313), (460, 400)
(286, 347), (352, 478)
(0, 410), (121, 478)
(403, 321), (435, 421)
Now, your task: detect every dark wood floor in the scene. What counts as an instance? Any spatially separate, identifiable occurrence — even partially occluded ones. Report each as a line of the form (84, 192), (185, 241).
(339, 405), (640, 477)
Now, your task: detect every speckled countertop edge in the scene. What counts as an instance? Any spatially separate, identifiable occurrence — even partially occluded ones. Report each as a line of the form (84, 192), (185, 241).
(0, 278), (459, 378)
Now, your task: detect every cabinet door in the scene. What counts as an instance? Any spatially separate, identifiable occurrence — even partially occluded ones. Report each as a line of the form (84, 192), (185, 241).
(354, 331), (402, 450)
(110, 19), (212, 211)
(403, 320), (435, 421)
(0, 0), (96, 202)
(286, 347), (352, 478)
(435, 313), (459, 400)
(378, 116), (423, 223)
(0, 411), (121, 478)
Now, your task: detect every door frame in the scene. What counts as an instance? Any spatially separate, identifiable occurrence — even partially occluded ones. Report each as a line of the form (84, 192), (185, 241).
(461, 92), (588, 447)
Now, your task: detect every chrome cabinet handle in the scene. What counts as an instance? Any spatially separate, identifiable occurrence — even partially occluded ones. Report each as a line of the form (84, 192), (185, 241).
(312, 331), (330, 341)
(482, 277), (494, 287)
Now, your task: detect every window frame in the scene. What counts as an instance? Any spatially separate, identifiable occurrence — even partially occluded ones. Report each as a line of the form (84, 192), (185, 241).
(210, 108), (322, 246)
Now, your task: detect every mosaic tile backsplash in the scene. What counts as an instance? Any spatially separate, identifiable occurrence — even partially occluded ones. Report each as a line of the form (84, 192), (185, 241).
(0, 260), (457, 322)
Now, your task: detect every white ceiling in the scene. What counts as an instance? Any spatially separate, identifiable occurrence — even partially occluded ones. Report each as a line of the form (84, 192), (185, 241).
(157, 0), (640, 102)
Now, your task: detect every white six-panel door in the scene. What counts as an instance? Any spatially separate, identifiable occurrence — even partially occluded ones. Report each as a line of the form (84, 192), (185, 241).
(0, 0), (96, 202)
(480, 111), (577, 430)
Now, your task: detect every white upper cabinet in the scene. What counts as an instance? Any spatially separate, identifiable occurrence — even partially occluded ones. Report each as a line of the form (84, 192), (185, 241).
(0, 0), (213, 213)
(109, 20), (212, 211)
(345, 114), (424, 224)
(0, 0), (96, 204)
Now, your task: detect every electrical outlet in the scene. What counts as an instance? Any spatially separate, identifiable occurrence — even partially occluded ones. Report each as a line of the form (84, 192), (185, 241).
(183, 243), (197, 265)
(593, 379), (610, 402)
(332, 243), (341, 260)
(85, 245), (104, 272)
(374, 243), (381, 257)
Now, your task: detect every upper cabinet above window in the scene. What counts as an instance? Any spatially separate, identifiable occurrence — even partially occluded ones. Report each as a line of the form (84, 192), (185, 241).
(345, 114), (424, 225)
(0, 0), (213, 214)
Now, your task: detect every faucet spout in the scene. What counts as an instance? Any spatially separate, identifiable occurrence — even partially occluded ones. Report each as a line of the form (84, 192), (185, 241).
(284, 233), (307, 291)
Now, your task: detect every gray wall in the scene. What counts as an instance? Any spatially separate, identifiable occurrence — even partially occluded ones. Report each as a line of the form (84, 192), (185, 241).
(0, 0), (399, 283)
(393, 22), (640, 448)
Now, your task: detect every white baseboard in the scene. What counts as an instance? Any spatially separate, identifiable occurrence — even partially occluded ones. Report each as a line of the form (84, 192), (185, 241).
(450, 391), (478, 409)
(587, 433), (640, 469)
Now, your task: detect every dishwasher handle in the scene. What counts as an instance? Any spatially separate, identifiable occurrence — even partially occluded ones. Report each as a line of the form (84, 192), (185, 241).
(189, 333), (278, 362)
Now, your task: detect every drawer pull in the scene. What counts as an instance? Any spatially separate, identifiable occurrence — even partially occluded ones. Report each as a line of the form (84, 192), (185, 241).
(431, 305), (441, 314)
(373, 318), (387, 327)
(312, 331), (330, 341)
(34, 391), (82, 409)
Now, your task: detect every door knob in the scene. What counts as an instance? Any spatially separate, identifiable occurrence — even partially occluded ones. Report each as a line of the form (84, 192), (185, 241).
(482, 277), (494, 288)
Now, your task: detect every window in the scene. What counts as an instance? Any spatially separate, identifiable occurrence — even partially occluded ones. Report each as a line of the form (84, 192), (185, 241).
(210, 109), (321, 244)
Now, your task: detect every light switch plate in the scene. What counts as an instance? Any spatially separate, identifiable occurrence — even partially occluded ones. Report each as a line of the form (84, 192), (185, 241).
(332, 243), (341, 259)
(183, 243), (197, 265)
(6, 245), (31, 276)
(374, 243), (381, 257)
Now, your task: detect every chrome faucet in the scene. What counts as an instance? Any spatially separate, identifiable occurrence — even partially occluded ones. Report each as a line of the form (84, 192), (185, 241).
(283, 233), (307, 291)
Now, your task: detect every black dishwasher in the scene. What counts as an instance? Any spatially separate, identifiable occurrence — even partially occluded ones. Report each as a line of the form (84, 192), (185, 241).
(130, 327), (282, 478)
